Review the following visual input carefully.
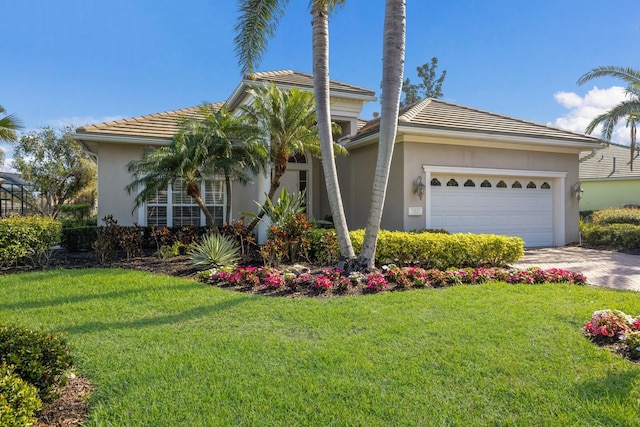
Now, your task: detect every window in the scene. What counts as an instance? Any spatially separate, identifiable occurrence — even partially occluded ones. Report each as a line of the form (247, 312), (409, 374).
(431, 178), (441, 186)
(446, 179), (459, 187)
(496, 180), (507, 188)
(464, 179), (475, 187)
(146, 178), (225, 227)
(480, 180), (492, 188)
(541, 182), (551, 189)
(512, 181), (522, 188)
(527, 181), (537, 189)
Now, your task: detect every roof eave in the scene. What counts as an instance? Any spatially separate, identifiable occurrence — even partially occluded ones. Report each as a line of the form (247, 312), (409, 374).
(72, 132), (172, 146)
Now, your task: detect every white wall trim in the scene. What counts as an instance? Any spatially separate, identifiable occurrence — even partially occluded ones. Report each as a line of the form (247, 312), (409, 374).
(422, 165), (567, 246)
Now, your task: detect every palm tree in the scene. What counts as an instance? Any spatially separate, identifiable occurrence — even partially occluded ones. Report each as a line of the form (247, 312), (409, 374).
(241, 84), (346, 231)
(577, 66), (640, 170)
(235, 0), (355, 260)
(0, 105), (23, 165)
(184, 105), (269, 221)
(126, 129), (219, 230)
(356, 0), (406, 269)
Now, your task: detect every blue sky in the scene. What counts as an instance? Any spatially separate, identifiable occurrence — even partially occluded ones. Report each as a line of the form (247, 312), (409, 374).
(1, 0), (638, 168)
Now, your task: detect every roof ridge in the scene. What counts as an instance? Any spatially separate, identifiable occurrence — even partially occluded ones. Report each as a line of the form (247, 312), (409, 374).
(399, 98), (434, 122)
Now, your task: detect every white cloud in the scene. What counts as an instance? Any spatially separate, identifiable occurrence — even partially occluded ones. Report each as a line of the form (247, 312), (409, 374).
(45, 115), (125, 129)
(552, 86), (630, 144)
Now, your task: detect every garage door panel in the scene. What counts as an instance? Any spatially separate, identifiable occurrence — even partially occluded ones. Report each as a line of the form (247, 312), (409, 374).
(430, 175), (554, 247)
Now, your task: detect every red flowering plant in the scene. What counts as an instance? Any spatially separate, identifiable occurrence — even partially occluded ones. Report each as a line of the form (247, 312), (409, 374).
(583, 310), (637, 343)
(383, 265), (413, 289)
(365, 272), (388, 293)
(312, 275), (333, 291)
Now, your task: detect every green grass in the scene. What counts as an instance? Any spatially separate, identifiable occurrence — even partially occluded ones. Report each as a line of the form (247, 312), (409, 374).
(1, 268), (639, 426)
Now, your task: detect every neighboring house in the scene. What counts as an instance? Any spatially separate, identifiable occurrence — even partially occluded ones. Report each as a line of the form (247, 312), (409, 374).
(579, 142), (640, 211)
(73, 70), (603, 247)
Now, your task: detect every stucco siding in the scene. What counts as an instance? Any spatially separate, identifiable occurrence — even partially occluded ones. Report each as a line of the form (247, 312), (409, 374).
(346, 139), (582, 244)
(580, 180), (640, 211)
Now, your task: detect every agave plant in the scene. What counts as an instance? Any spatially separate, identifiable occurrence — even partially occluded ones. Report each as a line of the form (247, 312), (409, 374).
(245, 188), (307, 227)
(189, 234), (241, 271)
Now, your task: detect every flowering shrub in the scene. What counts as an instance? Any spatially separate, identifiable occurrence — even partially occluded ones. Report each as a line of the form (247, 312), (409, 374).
(208, 266), (588, 296)
(506, 268), (586, 285)
(583, 309), (640, 360)
(365, 272), (388, 293)
(584, 310), (637, 342)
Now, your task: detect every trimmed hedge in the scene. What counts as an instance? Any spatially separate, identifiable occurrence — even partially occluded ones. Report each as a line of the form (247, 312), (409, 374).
(0, 363), (41, 427)
(0, 326), (73, 403)
(349, 230), (524, 268)
(581, 222), (640, 249)
(0, 216), (62, 267)
(61, 226), (98, 252)
(592, 208), (640, 226)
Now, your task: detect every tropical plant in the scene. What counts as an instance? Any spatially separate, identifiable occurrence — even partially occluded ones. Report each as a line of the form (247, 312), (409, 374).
(356, 0), (406, 270)
(13, 127), (96, 218)
(235, 0), (355, 260)
(241, 84), (346, 230)
(0, 105), (23, 166)
(577, 66), (640, 170)
(126, 106), (263, 231)
(249, 188), (307, 226)
(180, 106), (269, 221)
(189, 233), (241, 271)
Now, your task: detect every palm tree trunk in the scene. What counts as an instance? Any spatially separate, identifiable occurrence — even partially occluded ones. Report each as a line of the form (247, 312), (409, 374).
(311, 4), (356, 264)
(186, 180), (219, 233)
(225, 174), (232, 223)
(246, 155), (288, 232)
(357, 0), (406, 270)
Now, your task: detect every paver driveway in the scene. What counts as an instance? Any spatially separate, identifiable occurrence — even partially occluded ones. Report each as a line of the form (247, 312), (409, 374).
(513, 246), (640, 291)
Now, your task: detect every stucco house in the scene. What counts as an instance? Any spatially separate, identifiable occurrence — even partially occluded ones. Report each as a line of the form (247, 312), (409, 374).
(579, 142), (640, 211)
(73, 70), (603, 247)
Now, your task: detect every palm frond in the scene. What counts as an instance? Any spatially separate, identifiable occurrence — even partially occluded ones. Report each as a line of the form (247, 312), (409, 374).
(234, 0), (289, 75)
(577, 66), (640, 89)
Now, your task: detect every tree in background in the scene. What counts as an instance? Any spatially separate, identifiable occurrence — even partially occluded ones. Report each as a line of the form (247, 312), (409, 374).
(0, 105), (23, 165)
(13, 127), (96, 218)
(577, 66), (640, 170)
(235, 0), (356, 261)
(400, 57), (447, 106)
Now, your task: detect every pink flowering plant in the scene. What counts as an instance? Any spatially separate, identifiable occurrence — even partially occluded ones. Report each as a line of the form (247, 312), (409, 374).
(365, 272), (388, 293)
(583, 309), (640, 360)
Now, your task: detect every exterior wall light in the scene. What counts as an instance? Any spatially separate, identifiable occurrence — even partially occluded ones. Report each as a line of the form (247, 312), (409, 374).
(571, 182), (584, 200)
(413, 176), (426, 200)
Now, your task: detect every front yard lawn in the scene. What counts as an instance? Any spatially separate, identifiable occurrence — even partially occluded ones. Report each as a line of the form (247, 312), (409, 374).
(1, 269), (639, 425)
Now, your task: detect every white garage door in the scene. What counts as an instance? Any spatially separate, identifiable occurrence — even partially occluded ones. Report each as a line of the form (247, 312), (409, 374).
(430, 175), (554, 247)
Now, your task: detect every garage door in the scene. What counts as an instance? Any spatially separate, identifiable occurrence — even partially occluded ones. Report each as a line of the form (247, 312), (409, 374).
(430, 175), (554, 247)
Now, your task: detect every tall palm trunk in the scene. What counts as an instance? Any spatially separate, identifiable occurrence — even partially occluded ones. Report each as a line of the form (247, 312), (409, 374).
(225, 173), (232, 222)
(311, 3), (356, 264)
(246, 154), (289, 232)
(357, 0), (406, 269)
(186, 180), (218, 232)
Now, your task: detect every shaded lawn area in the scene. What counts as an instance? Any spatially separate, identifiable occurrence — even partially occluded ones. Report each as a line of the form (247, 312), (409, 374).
(1, 268), (639, 426)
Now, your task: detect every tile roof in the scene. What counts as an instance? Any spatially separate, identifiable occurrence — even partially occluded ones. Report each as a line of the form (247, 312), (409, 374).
(580, 142), (640, 180)
(247, 70), (375, 97)
(76, 102), (224, 140)
(354, 98), (602, 144)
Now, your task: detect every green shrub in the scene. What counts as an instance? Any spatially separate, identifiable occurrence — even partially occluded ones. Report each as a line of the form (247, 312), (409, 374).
(60, 217), (97, 229)
(308, 228), (340, 265)
(0, 363), (42, 427)
(60, 226), (97, 252)
(0, 325), (73, 403)
(189, 234), (240, 271)
(581, 222), (640, 249)
(349, 230), (523, 268)
(592, 208), (640, 226)
(0, 216), (61, 267)
(626, 332), (640, 360)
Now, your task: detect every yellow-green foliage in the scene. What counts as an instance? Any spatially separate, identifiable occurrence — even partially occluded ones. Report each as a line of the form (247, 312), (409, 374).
(581, 222), (640, 249)
(0, 216), (62, 267)
(592, 208), (640, 226)
(349, 230), (524, 268)
(0, 363), (42, 427)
